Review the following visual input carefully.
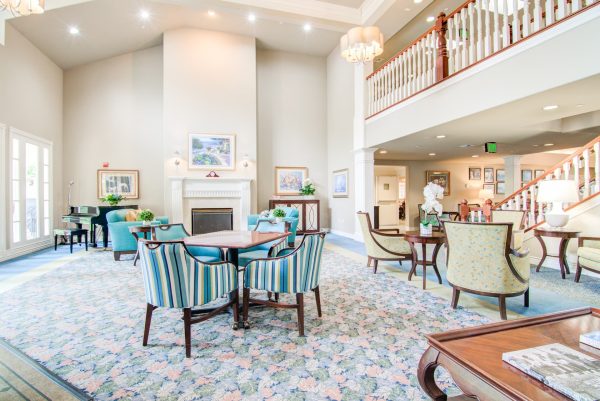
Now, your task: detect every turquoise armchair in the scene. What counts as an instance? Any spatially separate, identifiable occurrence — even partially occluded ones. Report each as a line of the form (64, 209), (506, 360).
(238, 221), (289, 267)
(248, 207), (299, 245)
(153, 224), (223, 263)
(107, 209), (168, 261)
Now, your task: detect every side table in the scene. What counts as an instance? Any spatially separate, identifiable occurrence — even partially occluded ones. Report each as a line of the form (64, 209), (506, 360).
(129, 225), (157, 266)
(533, 228), (580, 279)
(404, 231), (445, 289)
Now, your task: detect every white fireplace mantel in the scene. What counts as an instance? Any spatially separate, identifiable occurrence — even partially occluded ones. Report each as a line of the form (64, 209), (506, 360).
(168, 176), (252, 231)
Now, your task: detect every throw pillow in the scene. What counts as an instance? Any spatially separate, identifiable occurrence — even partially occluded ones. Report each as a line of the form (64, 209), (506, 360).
(125, 209), (141, 222)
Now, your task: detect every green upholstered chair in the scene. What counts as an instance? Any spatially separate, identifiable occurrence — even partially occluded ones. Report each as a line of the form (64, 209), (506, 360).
(153, 224), (223, 263)
(356, 212), (412, 274)
(242, 232), (326, 336)
(492, 210), (526, 249)
(443, 221), (530, 320)
(576, 236), (600, 282)
(138, 240), (239, 358)
(237, 221), (289, 267)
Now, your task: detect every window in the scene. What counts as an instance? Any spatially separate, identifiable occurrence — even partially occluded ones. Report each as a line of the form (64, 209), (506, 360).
(10, 129), (52, 246)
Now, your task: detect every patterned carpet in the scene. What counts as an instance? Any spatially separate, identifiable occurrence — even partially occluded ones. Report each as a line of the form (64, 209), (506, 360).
(0, 247), (490, 400)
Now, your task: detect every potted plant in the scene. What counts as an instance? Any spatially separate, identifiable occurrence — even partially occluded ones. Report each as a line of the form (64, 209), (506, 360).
(420, 182), (444, 235)
(272, 208), (286, 224)
(300, 178), (316, 198)
(101, 193), (124, 206)
(138, 209), (155, 226)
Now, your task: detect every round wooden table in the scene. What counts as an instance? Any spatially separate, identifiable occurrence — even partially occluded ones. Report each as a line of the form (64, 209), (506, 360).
(533, 228), (580, 279)
(404, 231), (445, 290)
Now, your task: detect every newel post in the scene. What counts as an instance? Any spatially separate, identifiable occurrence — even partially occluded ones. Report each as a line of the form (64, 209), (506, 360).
(435, 12), (449, 82)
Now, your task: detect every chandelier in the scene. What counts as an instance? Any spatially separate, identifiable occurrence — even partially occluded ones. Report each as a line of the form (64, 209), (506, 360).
(0, 0), (45, 16)
(340, 26), (384, 63)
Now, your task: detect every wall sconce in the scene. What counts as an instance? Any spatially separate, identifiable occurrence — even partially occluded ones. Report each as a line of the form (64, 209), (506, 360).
(173, 150), (181, 166)
(242, 154), (249, 168)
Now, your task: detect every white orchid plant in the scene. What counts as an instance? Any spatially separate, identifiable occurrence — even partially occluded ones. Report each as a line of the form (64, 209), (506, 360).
(300, 178), (316, 196)
(421, 182), (444, 226)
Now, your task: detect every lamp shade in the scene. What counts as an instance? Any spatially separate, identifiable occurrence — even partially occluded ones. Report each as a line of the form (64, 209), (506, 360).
(537, 179), (579, 203)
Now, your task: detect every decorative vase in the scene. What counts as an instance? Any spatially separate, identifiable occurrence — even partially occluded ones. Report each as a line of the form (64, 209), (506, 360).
(420, 223), (432, 235)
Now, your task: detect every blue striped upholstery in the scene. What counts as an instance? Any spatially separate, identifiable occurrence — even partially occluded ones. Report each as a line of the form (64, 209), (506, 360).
(153, 224), (223, 262)
(139, 242), (238, 308)
(244, 233), (325, 294)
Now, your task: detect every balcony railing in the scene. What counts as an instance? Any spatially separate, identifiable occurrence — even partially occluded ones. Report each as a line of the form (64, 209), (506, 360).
(366, 0), (599, 118)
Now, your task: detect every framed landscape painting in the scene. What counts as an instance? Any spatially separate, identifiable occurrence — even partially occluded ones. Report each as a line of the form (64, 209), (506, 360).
(333, 169), (349, 198)
(496, 169), (506, 182)
(496, 182), (506, 195)
(521, 169), (533, 183)
(484, 167), (495, 183)
(97, 169), (139, 199)
(189, 134), (236, 170)
(275, 166), (308, 195)
(469, 167), (481, 181)
(426, 170), (450, 196)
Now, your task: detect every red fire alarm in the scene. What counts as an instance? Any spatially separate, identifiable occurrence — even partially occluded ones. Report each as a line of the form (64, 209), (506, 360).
(102, 162), (109, 168)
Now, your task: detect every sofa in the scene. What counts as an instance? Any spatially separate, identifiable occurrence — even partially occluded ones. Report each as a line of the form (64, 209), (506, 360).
(107, 209), (168, 261)
(247, 207), (299, 246)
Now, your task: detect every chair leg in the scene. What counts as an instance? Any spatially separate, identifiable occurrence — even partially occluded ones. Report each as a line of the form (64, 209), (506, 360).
(69, 234), (74, 254)
(274, 292), (280, 302)
(242, 288), (250, 329)
(296, 293), (305, 336)
(84, 232), (88, 251)
(451, 288), (460, 309)
(314, 286), (322, 317)
(183, 308), (192, 358)
(231, 290), (240, 327)
(399, 259), (403, 267)
(373, 259), (378, 274)
(524, 289), (529, 308)
(499, 296), (507, 320)
(143, 303), (154, 346)
(54, 235), (58, 251)
(575, 260), (582, 283)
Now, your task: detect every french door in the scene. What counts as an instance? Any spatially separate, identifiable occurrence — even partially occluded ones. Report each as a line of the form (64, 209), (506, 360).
(10, 129), (52, 247)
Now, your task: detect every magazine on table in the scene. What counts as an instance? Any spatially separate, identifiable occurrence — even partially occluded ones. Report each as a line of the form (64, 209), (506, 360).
(502, 343), (600, 401)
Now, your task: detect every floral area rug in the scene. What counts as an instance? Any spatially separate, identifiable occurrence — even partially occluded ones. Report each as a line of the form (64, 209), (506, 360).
(0, 247), (489, 400)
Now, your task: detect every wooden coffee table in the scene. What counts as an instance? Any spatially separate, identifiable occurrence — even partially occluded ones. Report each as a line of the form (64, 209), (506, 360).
(533, 228), (580, 279)
(418, 307), (600, 400)
(405, 231), (445, 289)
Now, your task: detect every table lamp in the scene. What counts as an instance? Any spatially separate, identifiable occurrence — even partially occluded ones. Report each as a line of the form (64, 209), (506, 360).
(537, 180), (579, 228)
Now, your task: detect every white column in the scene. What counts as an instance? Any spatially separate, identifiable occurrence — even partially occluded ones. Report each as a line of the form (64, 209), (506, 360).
(354, 148), (377, 239)
(169, 177), (184, 225)
(240, 180), (251, 231)
(503, 155), (522, 196)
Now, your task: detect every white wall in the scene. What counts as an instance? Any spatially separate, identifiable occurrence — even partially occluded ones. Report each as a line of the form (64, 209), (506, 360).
(257, 50), (328, 224)
(63, 46), (164, 213)
(326, 46), (356, 236)
(163, 29), (257, 216)
(0, 24), (63, 258)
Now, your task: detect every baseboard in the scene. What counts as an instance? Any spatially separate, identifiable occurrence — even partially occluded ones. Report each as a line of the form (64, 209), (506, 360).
(0, 239), (53, 263)
(330, 229), (360, 241)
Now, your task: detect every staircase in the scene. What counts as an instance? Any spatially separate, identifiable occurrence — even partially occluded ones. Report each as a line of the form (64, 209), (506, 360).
(495, 136), (600, 231)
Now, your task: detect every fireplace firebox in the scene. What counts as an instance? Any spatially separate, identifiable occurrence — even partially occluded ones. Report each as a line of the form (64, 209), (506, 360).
(191, 208), (233, 235)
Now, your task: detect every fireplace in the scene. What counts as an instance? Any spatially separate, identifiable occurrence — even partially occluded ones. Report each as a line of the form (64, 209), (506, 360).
(191, 208), (233, 235)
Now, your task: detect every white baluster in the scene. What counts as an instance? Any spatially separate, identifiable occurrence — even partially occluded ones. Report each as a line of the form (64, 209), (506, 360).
(368, 77), (372, 116)
(399, 56), (404, 101)
(454, 14), (461, 71)
(554, 167), (561, 179)
(448, 17), (455, 74)
(502, 0), (510, 47)
(476, 0), (483, 60)
(557, 0), (566, 19)
(563, 162), (570, 180)
(595, 142), (599, 194)
(416, 41), (422, 91)
(533, 0), (542, 30)
(530, 186), (536, 226)
(493, 0), (501, 52)
(407, 47), (413, 95)
(484, 0), (491, 56)
(395, 57), (400, 103)
(468, 3), (476, 64)
(546, 0), (555, 26)
(522, 0), (531, 37)
(461, 9), (468, 68)
(512, 0), (521, 42)
(573, 155), (580, 196)
(583, 149), (591, 198)
(572, 0), (581, 12)
(402, 53), (408, 99)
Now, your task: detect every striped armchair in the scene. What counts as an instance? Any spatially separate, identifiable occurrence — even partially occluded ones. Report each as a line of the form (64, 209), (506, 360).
(242, 232), (326, 336)
(138, 241), (239, 358)
(153, 223), (224, 263)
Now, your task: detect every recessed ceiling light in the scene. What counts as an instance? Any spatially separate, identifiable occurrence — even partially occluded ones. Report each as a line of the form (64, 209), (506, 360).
(139, 9), (151, 20)
(414, 0), (423, 3)
(207, 10), (216, 17)
(436, 135), (446, 139)
(426, 16), (435, 22)
(532, 144), (540, 147)
(428, 153), (436, 156)
(542, 104), (558, 111)
(544, 143), (554, 147)
(68, 26), (80, 36)
(404, 7), (411, 11)
(576, 104), (584, 107)
(247, 13), (256, 22)
(379, 150), (388, 154)
(472, 155), (479, 158)
(303, 23), (312, 32)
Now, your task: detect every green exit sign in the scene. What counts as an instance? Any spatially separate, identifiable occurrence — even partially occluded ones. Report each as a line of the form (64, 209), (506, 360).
(485, 142), (497, 153)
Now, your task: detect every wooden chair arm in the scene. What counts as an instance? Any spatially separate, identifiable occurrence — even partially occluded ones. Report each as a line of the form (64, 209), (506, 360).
(510, 248), (530, 258)
(371, 229), (405, 238)
(578, 236), (600, 246)
(374, 228), (400, 234)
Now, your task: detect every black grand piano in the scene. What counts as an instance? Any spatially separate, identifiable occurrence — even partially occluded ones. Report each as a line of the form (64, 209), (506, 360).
(62, 205), (138, 248)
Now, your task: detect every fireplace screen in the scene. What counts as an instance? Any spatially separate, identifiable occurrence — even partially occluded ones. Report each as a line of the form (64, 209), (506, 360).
(191, 208), (233, 235)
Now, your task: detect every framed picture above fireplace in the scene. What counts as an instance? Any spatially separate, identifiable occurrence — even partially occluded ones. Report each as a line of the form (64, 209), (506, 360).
(188, 133), (236, 170)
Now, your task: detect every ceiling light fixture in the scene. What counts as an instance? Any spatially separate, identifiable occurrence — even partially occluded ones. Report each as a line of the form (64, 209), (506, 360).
(426, 16), (435, 22)
(404, 7), (411, 11)
(472, 155), (479, 158)
(303, 23), (312, 32)
(68, 26), (80, 36)
(436, 135), (446, 139)
(543, 104), (559, 111)
(0, 0), (44, 16)
(139, 9), (151, 21)
(379, 150), (388, 154)
(414, 0), (423, 3)
(247, 13), (256, 22)
(428, 153), (436, 156)
(207, 10), (216, 17)
(576, 104), (584, 107)
(544, 143), (554, 147)
(340, 26), (384, 63)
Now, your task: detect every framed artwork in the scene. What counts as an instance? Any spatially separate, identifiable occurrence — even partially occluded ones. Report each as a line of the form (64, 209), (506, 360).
(188, 133), (236, 170)
(275, 166), (308, 195)
(521, 169), (533, 183)
(469, 167), (481, 181)
(484, 167), (494, 183)
(496, 169), (506, 182)
(483, 183), (495, 193)
(535, 169), (545, 179)
(97, 169), (139, 199)
(333, 169), (349, 198)
(426, 170), (450, 196)
(496, 182), (506, 195)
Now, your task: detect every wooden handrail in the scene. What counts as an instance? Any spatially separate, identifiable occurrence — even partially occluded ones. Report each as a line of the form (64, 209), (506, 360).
(495, 135), (600, 209)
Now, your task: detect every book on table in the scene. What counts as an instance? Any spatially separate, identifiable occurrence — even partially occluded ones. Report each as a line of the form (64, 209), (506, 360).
(502, 343), (600, 401)
(580, 331), (600, 350)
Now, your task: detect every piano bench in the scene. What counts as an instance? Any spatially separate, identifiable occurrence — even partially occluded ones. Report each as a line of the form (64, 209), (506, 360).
(54, 228), (89, 254)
